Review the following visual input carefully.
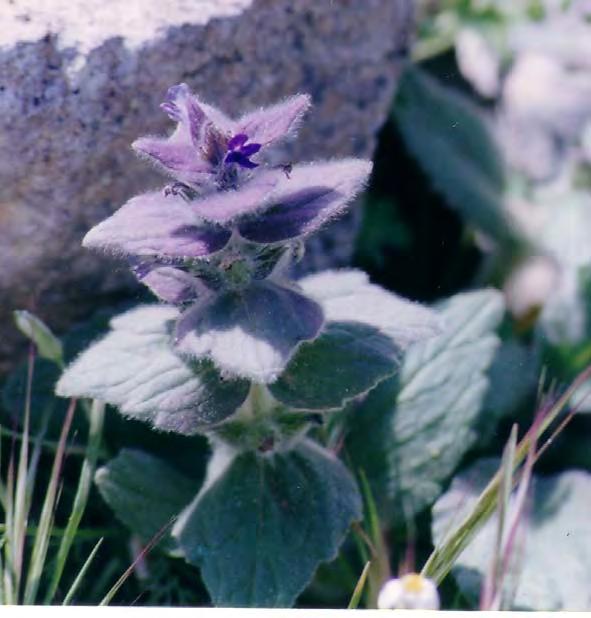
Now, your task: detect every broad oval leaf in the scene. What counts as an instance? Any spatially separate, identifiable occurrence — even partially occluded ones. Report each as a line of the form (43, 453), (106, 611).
(346, 289), (504, 520)
(173, 440), (361, 607)
(432, 460), (591, 610)
(269, 321), (402, 411)
(56, 305), (250, 434)
(95, 449), (197, 554)
(175, 281), (324, 383)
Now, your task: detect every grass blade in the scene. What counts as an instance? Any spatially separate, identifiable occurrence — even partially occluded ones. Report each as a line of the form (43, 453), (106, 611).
(3, 452), (15, 604)
(45, 400), (105, 603)
(480, 424), (517, 609)
(11, 345), (35, 597)
(347, 561), (371, 609)
(356, 470), (390, 609)
(99, 518), (176, 606)
(22, 398), (77, 604)
(422, 365), (591, 585)
(62, 538), (104, 605)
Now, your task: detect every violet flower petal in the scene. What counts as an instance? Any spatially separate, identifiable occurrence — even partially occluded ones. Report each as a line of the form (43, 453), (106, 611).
(174, 280), (324, 383)
(224, 151), (250, 166)
(227, 133), (249, 150)
(239, 142), (262, 157)
(238, 158), (372, 244)
(83, 191), (231, 258)
(236, 94), (312, 146)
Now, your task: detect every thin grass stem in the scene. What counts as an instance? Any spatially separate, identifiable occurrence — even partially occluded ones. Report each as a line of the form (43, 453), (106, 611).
(45, 400), (105, 603)
(347, 561), (371, 610)
(22, 398), (76, 604)
(62, 538), (104, 606)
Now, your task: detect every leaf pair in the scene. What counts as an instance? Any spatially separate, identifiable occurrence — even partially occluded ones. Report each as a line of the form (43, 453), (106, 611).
(57, 270), (441, 427)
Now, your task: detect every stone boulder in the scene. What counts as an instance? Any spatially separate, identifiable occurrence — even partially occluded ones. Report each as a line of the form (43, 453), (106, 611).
(0, 0), (413, 372)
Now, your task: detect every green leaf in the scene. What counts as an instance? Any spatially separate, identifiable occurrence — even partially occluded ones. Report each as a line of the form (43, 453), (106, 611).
(14, 310), (63, 365)
(479, 340), (540, 439)
(56, 305), (250, 434)
(347, 289), (504, 519)
(269, 270), (440, 411)
(95, 449), (197, 554)
(270, 322), (402, 411)
(173, 440), (361, 607)
(394, 67), (518, 246)
(432, 460), (591, 610)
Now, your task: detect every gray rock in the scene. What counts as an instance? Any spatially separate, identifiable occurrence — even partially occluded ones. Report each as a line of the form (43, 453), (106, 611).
(0, 0), (413, 373)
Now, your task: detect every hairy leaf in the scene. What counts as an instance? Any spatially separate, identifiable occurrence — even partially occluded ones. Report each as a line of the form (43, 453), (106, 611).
(173, 440), (361, 607)
(237, 94), (311, 146)
(347, 289), (504, 520)
(83, 191), (231, 258)
(432, 460), (591, 610)
(130, 260), (206, 304)
(132, 83), (219, 185)
(270, 322), (402, 411)
(189, 170), (280, 224)
(96, 449), (197, 554)
(57, 305), (250, 434)
(175, 281), (324, 383)
(299, 269), (441, 349)
(238, 160), (372, 244)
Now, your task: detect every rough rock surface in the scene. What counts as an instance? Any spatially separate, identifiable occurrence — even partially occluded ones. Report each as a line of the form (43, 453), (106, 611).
(0, 0), (413, 372)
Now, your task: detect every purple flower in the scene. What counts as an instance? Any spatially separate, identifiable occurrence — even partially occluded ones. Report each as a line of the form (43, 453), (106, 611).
(224, 133), (262, 169)
(132, 84), (311, 188)
(81, 86), (373, 379)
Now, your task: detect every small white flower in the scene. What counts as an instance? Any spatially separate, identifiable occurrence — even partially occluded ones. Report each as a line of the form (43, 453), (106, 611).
(377, 573), (440, 610)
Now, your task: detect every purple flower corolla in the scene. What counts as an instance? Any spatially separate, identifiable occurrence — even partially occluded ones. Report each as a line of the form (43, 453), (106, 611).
(224, 133), (261, 169)
(132, 83), (311, 187)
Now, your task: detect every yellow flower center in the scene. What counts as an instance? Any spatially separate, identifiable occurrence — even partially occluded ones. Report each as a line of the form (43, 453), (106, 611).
(401, 573), (425, 594)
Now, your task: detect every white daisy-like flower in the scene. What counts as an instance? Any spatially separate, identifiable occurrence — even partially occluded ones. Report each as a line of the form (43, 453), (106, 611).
(377, 573), (440, 610)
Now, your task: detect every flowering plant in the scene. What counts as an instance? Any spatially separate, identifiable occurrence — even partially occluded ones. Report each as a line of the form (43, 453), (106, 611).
(55, 84), (441, 606)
